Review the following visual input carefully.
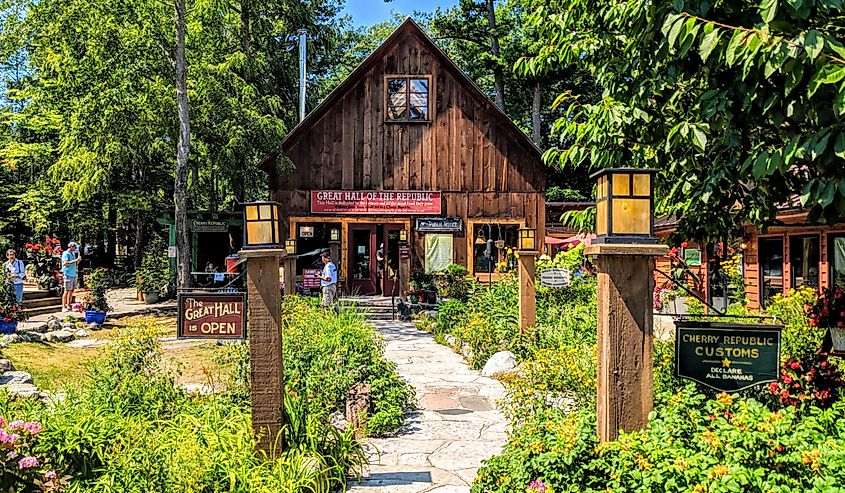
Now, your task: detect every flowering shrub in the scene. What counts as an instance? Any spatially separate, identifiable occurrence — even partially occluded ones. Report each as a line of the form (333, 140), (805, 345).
(808, 286), (845, 329)
(769, 352), (844, 408)
(81, 268), (110, 312)
(0, 279), (28, 323)
(24, 237), (62, 291)
(0, 417), (67, 491)
(766, 286), (824, 360)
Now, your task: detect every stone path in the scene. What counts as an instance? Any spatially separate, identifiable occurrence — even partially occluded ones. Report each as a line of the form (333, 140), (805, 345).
(348, 321), (508, 493)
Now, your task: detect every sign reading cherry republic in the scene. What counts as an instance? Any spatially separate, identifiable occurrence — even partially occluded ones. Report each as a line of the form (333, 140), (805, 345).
(178, 293), (247, 339)
(674, 320), (782, 393)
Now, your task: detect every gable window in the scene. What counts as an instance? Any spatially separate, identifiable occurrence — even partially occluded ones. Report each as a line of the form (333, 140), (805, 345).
(386, 76), (430, 122)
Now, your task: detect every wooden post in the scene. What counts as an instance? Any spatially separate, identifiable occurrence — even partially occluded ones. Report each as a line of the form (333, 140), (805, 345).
(399, 249), (410, 301)
(585, 243), (667, 443)
(517, 251), (537, 334)
(283, 256), (296, 295)
(239, 249), (285, 457)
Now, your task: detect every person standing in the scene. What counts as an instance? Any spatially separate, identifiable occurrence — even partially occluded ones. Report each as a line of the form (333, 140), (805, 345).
(319, 250), (338, 313)
(375, 243), (385, 295)
(61, 242), (82, 312)
(4, 249), (26, 304)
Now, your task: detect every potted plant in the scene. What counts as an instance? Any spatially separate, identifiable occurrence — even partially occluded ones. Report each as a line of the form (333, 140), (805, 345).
(809, 287), (845, 355)
(0, 280), (28, 334)
(23, 237), (63, 293)
(136, 237), (169, 304)
(82, 268), (111, 324)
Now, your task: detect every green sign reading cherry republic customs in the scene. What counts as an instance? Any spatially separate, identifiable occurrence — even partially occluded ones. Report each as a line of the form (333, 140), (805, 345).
(675, 321), (782, 393)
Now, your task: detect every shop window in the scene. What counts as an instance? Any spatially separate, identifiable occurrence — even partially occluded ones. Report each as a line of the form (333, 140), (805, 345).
(789, 235), (820, 289)
(473, 224), (519, 274)
(759, 237), (784, 308)
(294, 222), (341, 275)
(386, 76), (430, 122)
(830, 234), (845, 288)
(424, 234), (453, 274)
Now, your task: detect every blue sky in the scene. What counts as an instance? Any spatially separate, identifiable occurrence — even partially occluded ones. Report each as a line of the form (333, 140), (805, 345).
(341, 0), (459, 27)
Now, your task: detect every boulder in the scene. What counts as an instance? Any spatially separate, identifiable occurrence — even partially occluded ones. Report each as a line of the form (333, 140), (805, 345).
(0, 370), (34, 386)
(481, 350), (517, 377)
(30, 323), (50, 334)
(15, 333), (31, 343)
(445, 335), (457, 347)
(0, 359), (15, 373)
(45, 330), (75, 343)
(1, 334), (22, 345)
(88, 323), (103, 331)
(7, 383), (40, 400)
(74, 330), (91, 338)
(46, 316), (62, 331)
(60, 323), (75, 331)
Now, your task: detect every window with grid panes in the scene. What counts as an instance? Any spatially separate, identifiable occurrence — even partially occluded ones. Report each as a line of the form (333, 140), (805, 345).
(386, 77), (430, 122)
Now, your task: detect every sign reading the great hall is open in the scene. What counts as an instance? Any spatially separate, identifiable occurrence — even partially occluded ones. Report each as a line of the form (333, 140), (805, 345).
(178, 293), (246, 339)
(675, 321), (781, 392)
(311, 191), (442, 215)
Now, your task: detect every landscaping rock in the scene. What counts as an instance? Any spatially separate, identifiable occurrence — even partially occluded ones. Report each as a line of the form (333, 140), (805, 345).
(460, 343), (473, 361)
(75, 330), (91, 338)
(44, 330), (75, 343)
(330, 410), (349, 432)
(0, 359), (15, 373)
(16, 333), (32, 343)
(481, 350), (517, 377)
(7, 383), (40, 400)
(88, 323), (103, 331)
(60, 323), (75, 331)
(445, 335), (457, 347)
(1, 334), (22, 345)
(46, 316), (62, 331)
(0, 370), (34, 386)
(30, 323), (50, 334)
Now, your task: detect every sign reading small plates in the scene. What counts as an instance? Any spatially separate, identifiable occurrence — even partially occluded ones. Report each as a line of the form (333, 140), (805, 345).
(675, 321), (782, 392)
(178, 293), (246, 339)
(539, 268), (571, 288)
(415, 217), (462, 233)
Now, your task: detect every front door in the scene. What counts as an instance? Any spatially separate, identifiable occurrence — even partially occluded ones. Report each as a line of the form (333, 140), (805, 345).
(382, 225), (404, 297)
(349, 225), (377, 295)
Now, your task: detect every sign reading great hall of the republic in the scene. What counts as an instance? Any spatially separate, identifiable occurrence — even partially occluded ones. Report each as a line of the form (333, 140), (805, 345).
(311, 191), (442, 215)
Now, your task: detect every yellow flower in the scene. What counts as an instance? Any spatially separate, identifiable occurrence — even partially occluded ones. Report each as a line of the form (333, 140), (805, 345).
(709, 465), (729, 478)
(692, 484), (707, 493)
(716, 392), (734, 406)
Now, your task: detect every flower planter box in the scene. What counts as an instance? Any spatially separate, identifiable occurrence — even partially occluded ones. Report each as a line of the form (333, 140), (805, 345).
(0, 320), (17, 334)
(84, 310), (107, 325)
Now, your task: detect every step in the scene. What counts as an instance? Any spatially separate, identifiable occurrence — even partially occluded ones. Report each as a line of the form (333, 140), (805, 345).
(21, 297), (63, 309)
(23, 305), (65, 318)
(22, 290), (57, 301)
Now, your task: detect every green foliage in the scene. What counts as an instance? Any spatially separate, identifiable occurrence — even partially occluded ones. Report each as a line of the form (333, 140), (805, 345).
(0, 320), (366, 492)
(536, 243), (585, 273)
(136, 234), (170, 296)
(766, 286), (825, 360)
(474, 386), (845, 493)
(545, 186), (587, 202)
(279, 296), (414, 436)
(521, 0), (845, 240)
(437, 263), (475, 301)
(82, 267), (110, 312)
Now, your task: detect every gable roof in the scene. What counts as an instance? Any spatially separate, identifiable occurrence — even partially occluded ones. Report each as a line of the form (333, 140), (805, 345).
(279, 17), (542, 159)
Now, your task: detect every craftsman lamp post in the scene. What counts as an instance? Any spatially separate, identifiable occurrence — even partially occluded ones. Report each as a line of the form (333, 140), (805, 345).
(328, 227), (341, 275)
(398, 229), (409, 302)
(283, 239), (297, 295)
(517, 227), (538, 335)
(238, 201), (286, 457)
(585, 168), (667, 443)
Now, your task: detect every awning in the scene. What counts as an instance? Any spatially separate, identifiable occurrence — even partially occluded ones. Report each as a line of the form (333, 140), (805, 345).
(545, 236), (566, 245)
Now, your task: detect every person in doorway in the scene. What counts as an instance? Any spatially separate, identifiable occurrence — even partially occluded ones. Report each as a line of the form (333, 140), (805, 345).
(375, 243), (385, 295)
(61, 242), (82, 312)
(4, 249), (26, 304)
(319, 250), (338, 313)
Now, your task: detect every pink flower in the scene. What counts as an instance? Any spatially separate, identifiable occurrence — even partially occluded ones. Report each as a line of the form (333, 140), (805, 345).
(44, 470), (57, 480)
(528, 481), (549, 493)
(18, 456), (38, 469)
(7, 420), (24, 430)
(9, 421), (42, 435)
(0, 429), (19, 443)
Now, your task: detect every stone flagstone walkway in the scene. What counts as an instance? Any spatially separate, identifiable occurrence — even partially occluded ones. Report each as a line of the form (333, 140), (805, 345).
(348, 320), (508, 493)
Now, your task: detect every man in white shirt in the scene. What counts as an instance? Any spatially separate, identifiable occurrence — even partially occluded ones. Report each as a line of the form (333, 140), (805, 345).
(4, 249), (26, 304)
(320, 250), (338, 313)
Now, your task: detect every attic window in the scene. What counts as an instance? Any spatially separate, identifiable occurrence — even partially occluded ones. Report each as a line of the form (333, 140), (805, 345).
(386, 76), (430, 122)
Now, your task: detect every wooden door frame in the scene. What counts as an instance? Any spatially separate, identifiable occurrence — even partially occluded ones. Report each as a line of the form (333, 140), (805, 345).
(466, 218), (524, 282)
(757, 234), (784, 310)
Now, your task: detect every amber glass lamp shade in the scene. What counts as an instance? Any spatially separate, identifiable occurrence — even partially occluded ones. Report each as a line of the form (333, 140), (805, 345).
(285, 238), (296, 255)
(591, 168), (657, 244)
(518, 227), (537, 252)
(330, 228), (340, 242)
(243, 201), (282, 249)
(399, 229), (408, 243)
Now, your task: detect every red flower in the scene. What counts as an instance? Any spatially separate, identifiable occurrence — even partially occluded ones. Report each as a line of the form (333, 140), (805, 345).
(24, 243), (32, 249)
(790, 362), (801, 370)
(782, 374), (793, 384)
(681, 241), (689, 248)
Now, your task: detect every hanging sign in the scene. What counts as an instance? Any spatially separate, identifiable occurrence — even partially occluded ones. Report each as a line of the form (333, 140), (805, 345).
(415, 217), (462, 233)
(178, 293), (246, 339)
(299, 226), (314, 238)
(539, 268), (571, 288)
(191, 220), (229, 233)
(675, 321), (782, 392)
(168, 246), (177, 258)
(399, 245), (411, 260)
(312, 191), (442, 215)
(302, 269), (322, 289)
(684, 248), (702, 266)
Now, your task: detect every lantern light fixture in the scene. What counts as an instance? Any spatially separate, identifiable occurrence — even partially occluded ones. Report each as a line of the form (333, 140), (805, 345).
(242, 201), (283, 249)
(399, 229), (408, 243)
(330, 228), (340, 242)
(285, 238), (296, 255)
(518, 227), (537, 252)
(591, 168), (657, 244)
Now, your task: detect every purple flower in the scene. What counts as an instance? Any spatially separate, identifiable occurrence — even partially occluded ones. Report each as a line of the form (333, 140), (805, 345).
(18, 456), (38, 469)
(44, 470), (57, 480)
(0, 429), (19, 444)
(7, 420), (24, 430)
(528, 480), (549, 493)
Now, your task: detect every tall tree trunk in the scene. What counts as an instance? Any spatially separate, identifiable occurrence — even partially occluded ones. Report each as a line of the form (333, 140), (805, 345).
(175, 0), (192, 289)
(532, 80), (542, 145)
(485, 0), (505, 111)
(105, 199), (117, 267)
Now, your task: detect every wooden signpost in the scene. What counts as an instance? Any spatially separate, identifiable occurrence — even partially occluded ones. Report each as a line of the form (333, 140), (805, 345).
(177, 293), (246, 339)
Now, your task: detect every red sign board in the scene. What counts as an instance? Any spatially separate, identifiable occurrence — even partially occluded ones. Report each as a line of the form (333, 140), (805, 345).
(302, 269), (322, 289)
(312, 191), (442, 215)
(178, 293), (246, 339)
(399, 245), (410, 260)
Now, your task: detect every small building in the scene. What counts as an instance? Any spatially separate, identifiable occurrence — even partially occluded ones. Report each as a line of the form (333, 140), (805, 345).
(157, 212), (243, 273)
(263, 18), (546, 295)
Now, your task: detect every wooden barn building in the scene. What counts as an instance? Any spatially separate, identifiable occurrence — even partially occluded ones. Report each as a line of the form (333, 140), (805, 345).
(263, 18), (546, 295)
